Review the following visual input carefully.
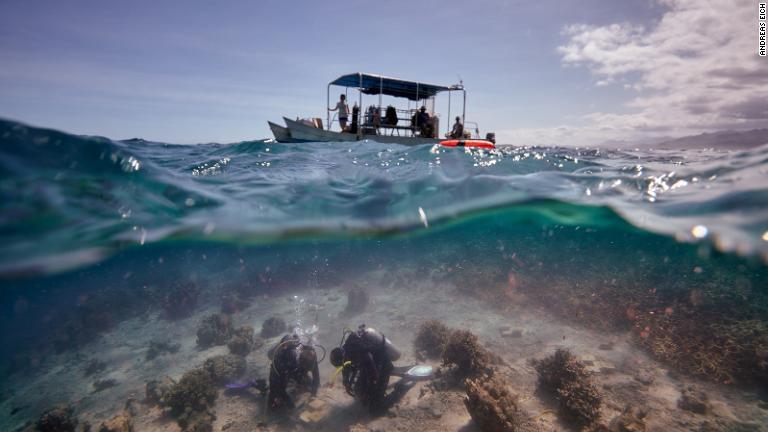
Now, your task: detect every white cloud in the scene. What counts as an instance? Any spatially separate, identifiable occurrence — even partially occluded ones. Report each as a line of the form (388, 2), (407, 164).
(503, 0), (767, 146)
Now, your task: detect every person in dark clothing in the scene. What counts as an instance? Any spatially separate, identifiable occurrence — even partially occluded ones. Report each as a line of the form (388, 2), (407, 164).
(450, 116), (464, 138)
(267, 334), (320, 412)
(330, 325), (403, 415)
(384, 105), (398, 126)
(348, 103), (360, 134)
(416, 106), (433, 138)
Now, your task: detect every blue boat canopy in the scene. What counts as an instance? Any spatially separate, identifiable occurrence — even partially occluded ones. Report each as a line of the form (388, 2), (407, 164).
(330, 73), (455, 101)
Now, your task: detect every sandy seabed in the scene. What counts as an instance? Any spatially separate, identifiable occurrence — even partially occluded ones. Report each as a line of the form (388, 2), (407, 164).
(2, 269), (767, 432)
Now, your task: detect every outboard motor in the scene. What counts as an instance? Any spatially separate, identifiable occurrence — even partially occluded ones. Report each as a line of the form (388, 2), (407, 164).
(485, 132), (496, 144)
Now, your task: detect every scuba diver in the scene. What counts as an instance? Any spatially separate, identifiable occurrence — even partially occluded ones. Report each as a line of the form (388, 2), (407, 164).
(330, 324), (413, 415)
(266, 333), (321, 412)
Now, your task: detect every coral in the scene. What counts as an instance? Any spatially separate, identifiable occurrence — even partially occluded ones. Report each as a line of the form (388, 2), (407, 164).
(196, 313), (234, 348)
(227, 325), (256, 356)
(677, 386), (709, 414)
(449, 264), (514, 306)
(177, 409), (215, 432)
(634, 313), (768, 385)
(607, 405), (647, 432)
(35, 404), (78, 432)
(160, 368), (217, 432)
(442, 330), (491, 378)
(414, 320), (452, 360)
(203, 354), (246, 384)
(534, 349), (602, 428)
(220, 293), (251, 315)
(98, 411), (132, 432)
(146, 340), (180, 360)
(515, 260), (768, 388)
(79, 305), (115, 332)
(84, 358), (107, 376)
(344, 286), (369, 315)
(145, 377), (174, 405)
(499, 328), (523, 338)
(162, 281), (199, 320)
(698, 418), (764, 431)
(92, 378), (118, 393)
(49, 304), (115, 353)
(465, 374), (533, 432)
(260, 316), (286, 338)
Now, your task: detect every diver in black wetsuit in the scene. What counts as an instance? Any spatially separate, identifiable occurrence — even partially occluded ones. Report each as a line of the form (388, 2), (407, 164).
(330, 325), (404, 415)
(267, 334), (320, 412)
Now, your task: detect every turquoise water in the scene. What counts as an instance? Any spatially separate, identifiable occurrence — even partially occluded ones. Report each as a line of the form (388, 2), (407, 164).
(2, 118), (766, 276)
(1, 118), (767, 428)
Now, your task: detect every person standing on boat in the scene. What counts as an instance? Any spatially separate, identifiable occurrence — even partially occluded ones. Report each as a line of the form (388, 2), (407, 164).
(417, 106), (433, 138)
(329, 94), (350, 131)
(450, 116), (464, 139)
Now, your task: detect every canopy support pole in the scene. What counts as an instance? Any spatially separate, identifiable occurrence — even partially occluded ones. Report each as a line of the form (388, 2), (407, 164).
(416, 83), (420, 137)
(326, 83), (330, 131)
(447, 90), (451, 136)
(462, 89), (466, 128)
(358, 73), (363, 140)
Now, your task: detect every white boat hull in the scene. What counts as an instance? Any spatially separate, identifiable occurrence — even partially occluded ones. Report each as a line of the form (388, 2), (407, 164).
(281, 117), (440, 146)
(268, 121), (292, 142)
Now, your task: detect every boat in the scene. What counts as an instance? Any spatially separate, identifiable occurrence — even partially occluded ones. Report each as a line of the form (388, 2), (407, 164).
(439, 139), (495, 149)
(268, 73), (494, 146)
(267, 121), (292, 142)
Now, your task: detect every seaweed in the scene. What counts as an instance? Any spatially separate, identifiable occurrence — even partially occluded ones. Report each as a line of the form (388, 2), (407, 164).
(196, 313), (233, 348)
(442, 330), (491, 379)
(414, 320), (452, 360)
(260, 316), (286, 338)
(465, 374), (535, 432)
(534, 349), (602, 428)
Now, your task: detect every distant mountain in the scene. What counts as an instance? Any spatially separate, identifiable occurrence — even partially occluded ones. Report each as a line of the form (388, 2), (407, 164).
(598, 129), (768, 149)
(598, 136), (674, 148)
(655, 129), (768, 149)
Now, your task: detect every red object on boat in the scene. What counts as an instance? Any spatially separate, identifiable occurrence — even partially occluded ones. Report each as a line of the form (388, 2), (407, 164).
(439, 139), (495, 149)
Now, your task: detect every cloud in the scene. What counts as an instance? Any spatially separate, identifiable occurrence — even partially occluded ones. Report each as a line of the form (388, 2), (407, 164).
(551, 0), (767, 141)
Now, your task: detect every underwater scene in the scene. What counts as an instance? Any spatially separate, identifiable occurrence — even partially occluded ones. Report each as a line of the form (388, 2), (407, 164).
(1, 118), (768, 431)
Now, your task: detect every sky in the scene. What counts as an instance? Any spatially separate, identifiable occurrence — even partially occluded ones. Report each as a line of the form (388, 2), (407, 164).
(0, 0), (765, 145)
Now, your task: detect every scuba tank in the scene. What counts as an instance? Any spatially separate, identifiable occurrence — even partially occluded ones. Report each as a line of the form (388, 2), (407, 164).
(359, 325), (401, 361)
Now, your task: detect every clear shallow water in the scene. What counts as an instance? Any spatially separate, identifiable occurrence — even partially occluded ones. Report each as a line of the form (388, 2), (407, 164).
(1, 118), (767, 429)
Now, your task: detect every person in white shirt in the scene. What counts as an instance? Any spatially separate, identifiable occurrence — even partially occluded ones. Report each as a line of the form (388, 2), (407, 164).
(329, 94), (350, 131)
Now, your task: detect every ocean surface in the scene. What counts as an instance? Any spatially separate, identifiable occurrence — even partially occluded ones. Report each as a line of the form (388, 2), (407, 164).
(1, 118), (768, 430)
